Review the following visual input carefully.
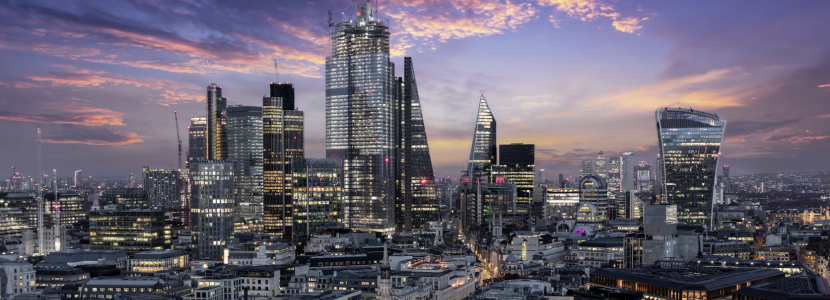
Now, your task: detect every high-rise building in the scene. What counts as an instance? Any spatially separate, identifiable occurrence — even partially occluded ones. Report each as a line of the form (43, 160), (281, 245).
(73, 170), (82, 188)
(722, 165), (730, 192)
(621, 152), (635, 191)
(558, 173), (565, 188)
(206, 84), (228, 161)
(188, 117), (208, 162)
(325, 3), (396, 234)
(467, 92), (497, 180)
(263, 83), (304, 240)
(580, 157), (593, 178)
(102, 188), (148, 209)
(576, 175), (608, 231)
(397, 57), (437, 233)
(656, 107), (726, 228)
(493, 143), (534, 214)
(128, 173), (135, 188)
(608, 156), (621, 179)
(545, 188), (579, 221)
(635, 163), (651, 192)
(89, 205), (170, 256)
(42, 192), (87, 226)
(595, 151), (606, 178)
(292, 158), (343, 247)
(189, 160), (234, 260)
(142, 166), (179, 209)
(226, 105), (263, 224)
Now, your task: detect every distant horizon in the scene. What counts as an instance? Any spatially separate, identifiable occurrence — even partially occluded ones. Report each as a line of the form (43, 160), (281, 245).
(1, 1), (829, 179)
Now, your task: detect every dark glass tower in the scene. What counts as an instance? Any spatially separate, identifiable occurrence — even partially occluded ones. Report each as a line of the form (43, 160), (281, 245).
(656, 107), (726, 228)
(263, 83), (304, 240)
(493, 143), (534, 213)
(292, 158), (343, 247)
(467, 92), (497, 179)
(326, 2), (396, 233)
(397, 57), (438, 233)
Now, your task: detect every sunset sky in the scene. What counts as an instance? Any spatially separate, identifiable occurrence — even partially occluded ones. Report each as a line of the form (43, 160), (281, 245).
(1, 0), (829, 179)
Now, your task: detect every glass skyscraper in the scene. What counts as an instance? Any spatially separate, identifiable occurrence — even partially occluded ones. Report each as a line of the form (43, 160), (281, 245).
(206, 84), (227, 160)
(264, 83), (304, 240)
(580, 157), (592, 178)
(326, 2), (397, 233)
(467, 92), (497, 179)
(493, 143), (534, 214)
(189, 160), (234, 260)
(188, 117), (207, 163)
(656, 107), (726, 227)
(595, 151), (606, 178)
(292, 158), (343, 247)
(226, 105), (263, 226)
(620, 152), (635, 191)
(142, 166), (179, 209)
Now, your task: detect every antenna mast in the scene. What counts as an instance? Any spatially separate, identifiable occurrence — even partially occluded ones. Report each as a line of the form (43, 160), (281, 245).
(274, 59), (280, 84)
(37, 129), (44, 255)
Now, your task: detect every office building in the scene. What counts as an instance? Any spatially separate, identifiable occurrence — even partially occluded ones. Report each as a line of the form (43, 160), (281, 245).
(723, 165), (730, 192)
(129, 250), (189, 274)
(189, 117), (208, 162)
(580, 157), (593, 178)
(397, 57), (438, 233)
(226, 105), (264, 223)
(558, 173), (564, 188)
(89, 206), (171, 256)
(493, 143), (534, 214)
(291, 158), (343, 247)
(636, 163), (651, 192)
(467, 92), (497, 180)
(325, 2), (396, 234)
(206, 84), (227, 160)
(73, 170), (82, 188)
(595, 151), (606, 178)
(617, 190), (644, 220)
(189, 160), (234, 260)
(43, 191), (87, 226)
(128, 172), (135, 188)
(656, 107), (726, 227)
(142, 166), (179, 209)
(101, 188), (149, 209)
(459, 180), (516, 230)
(577, 174), (609, 230)
(263, 83), (304, 240)
(545, 188), (579, 221)
(608, 156), (621, 179)
(0, 260), (36, 295)
(621, 151), (635, 191)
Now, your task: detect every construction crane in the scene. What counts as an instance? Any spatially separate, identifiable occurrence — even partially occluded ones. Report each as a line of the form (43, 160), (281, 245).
(174, 111), (182, 170)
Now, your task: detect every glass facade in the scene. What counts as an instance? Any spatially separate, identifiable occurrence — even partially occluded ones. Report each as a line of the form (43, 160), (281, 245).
(89, 207), (170, 256)
(467, 93), (497, 179)
(189, 160), (235, 260)
(636, 163), (651, 192)
(326, 2), (396, 233)
(656, 107), (726, 227)
(292, 158), (343, 247)
(142, 166), (179, 209)
(620, 152), (635, 191)
(580, 158), (592, 178)
(102, 188), (148, 209)
(226, 106), (264, 226)
(493, 143), (534, 214)
(206, 84), (227, 161)
(595, 151), (606, 178)
(263, 85), (304, 240)
(577, 175), (608, 230)
(189, 117), (208, 162)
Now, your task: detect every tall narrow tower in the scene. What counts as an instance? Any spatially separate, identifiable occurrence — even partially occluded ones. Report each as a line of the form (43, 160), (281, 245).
(264, 83), (304, 240)
(37, 129), (44, 254)
(376, 242), (393, 300)
(467, 92), (497, 179)
(326, 1), (396, 234)
(206, 84), (227, 160)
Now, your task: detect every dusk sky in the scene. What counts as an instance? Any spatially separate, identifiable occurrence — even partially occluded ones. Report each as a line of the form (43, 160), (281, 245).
(1, 0), (829, 180)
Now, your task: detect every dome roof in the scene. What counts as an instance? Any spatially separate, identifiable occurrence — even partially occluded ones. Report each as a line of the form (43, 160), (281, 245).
(505, 254), (519, 262)
(579, 174), (607, 190)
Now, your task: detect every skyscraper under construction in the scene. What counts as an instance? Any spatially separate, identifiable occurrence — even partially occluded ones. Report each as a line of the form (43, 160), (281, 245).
(326, 2), (397, 233)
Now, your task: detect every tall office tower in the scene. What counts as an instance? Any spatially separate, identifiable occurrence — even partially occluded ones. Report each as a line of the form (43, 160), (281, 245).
(653, 156), (664, 201)
(580, 157), (593, 178)
(536, 169), (545, 185)
(467, 92), (497, 179)
(73, 170), (82, 188)
(397, 57), (437, 233)
(656, 107), (726, 228)
(264, 83), (304, 240)
(42, 192), (87, 226)
(128, 173), (135, 188)
(226, 105), (264, 224)
(608, 157), (621, 179)
(188, 117), (208, 163)
(142, 166), (179, 209)
(594, 151), (606, 178)
(493, 143), (534, 214)
(621, 152), (635, 191)
(189, 160), (234, 260)
(558, 173), (565, 188)
(89, 206), (170, 256)
(722, 165), (730, 192)
(292, 158), (343, 247)
(206, 84), (228, 160)
(635, 163), (652, 192)
(326, 2), (396, 234)
(102, 188), (149, 209)
(617, 190), (644, 220)
(576, 174), (609, 230)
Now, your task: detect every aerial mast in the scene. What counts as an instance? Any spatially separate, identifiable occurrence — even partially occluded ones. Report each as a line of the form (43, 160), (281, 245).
(174, 111), (182, 170)
(37, 129), (44, 255)
(53, 168), (60, 252)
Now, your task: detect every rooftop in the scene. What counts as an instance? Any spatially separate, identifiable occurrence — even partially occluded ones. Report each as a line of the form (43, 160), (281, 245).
(593, 261), (784, 291)
(133, 250), (184, 259)
(733, 275), (830, 300)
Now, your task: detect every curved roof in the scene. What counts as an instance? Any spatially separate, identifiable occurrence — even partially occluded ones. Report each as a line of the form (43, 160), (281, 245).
(579, 174), (607, 190)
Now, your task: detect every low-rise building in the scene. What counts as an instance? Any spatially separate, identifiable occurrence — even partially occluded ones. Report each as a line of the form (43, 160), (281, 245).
(43, 249), (129, 269)
(732, 274), (830, 300)
(0, 260), (36, 296)
(80, 276), (190, 298)
(756, 246), (795, 261)
(34, 263), (89, 288)
(565, 237), (623, 268)
(128, 250), (189, 274)
(185, 275), (243, 300)
(702, 239), (754, 260)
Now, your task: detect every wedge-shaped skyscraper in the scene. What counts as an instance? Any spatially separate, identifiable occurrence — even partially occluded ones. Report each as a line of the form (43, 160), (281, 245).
(467, 92), (497, 179)
(656, 107), (726, 228)
(397, 57), (437, 233)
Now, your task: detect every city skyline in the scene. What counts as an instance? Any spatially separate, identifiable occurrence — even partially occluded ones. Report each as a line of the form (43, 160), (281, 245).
(1, 1), (830, 179)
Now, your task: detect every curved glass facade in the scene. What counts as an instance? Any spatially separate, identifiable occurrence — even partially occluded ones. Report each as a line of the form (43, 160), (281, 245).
(656, 107), (726, 228)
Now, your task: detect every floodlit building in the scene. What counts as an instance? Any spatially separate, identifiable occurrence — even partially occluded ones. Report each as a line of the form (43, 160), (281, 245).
(264, 83), (304, 240)
(142, 166), (179, 209)
(189, 160), (235, 260)
(226, 105), (264, 224)
(291, 158), (343, 247)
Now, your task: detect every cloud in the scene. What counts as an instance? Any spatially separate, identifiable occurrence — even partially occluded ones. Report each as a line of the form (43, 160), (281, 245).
(725, 118), (800, 139)
(0, 81), (40, 89)
(0, 102), (125, 127)
(41, 126), (145, 146)
(762, 130), (830, 144)
(819, 83), (830, 88)
(27, 65), (202, 105)
(538, 0), (646, 33)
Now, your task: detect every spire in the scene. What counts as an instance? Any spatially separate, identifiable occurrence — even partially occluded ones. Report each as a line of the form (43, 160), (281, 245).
(382, 242), (390, 268)
(467, 91), (496, 179)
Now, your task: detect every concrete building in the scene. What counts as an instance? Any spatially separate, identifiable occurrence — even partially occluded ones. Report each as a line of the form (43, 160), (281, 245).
(142, 166), (180, 209)
(128, 250), (189, 274)
(0, 260), (36, 296)
(89, 206), (171, 256)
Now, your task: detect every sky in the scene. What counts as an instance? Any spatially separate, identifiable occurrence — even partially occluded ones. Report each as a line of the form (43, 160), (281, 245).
(1, 0), (829, 180)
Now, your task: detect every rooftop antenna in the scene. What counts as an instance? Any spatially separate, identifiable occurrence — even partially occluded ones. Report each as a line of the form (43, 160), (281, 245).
(273, 58), (280, 84)
(37, 129), (44, 255)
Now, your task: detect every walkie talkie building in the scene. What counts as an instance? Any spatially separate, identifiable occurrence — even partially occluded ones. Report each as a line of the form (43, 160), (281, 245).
(326, 2), (397, 233)
(656, 107), (726, 228)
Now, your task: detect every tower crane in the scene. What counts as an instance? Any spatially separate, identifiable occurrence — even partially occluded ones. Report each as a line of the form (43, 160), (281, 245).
(174, 111), (182, 170)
